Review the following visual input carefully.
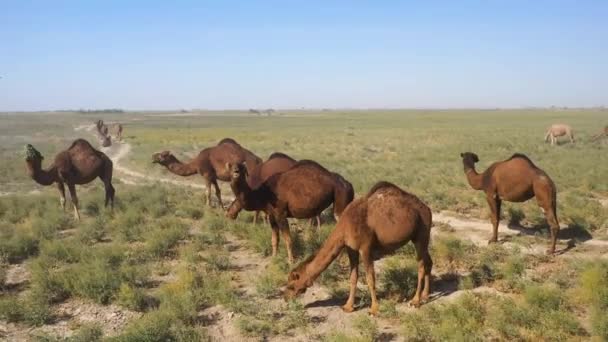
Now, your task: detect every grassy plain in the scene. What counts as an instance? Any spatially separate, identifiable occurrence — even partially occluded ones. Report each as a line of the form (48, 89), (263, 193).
(0, 109), (607, 340)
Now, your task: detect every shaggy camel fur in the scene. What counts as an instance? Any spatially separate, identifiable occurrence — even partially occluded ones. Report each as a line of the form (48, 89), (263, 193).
(544, 124), (574, 145)
(227, 160), (354, 263)
(24, 139), (115, 220)
(152, 138), (262, 208)
(284, 182), (433, 315)
(460, 152), (560, 254)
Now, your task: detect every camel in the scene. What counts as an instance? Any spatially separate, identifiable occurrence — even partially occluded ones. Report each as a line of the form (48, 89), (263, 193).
(24, 139), (115, 220)
(591, 125), (608, 141)
(94, 120), (112, 147)
(226, 160), (354, 263)
(460, 152), (560, 254)
(226, 152), (298, 224)
(284, 181), (433, 315)
(112, 123), (123, 142)
(544, 124), (574, 145)
(152, 138), (262, 208)
(225, 152), (326, 226)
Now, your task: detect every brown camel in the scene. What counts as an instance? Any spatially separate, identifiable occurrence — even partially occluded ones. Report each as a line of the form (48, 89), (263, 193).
(226, 160), (354, 263)
(226, 152), (298, 224)
(544, 123), (574, 145)
(152, 138), (262, 208)
(460, 152), (560, 254)
(24, 139), (115, 220)
(284, 181), (433, 315)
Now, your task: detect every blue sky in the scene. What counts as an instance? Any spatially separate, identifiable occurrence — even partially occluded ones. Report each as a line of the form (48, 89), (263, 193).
(1, 1), (607, 110)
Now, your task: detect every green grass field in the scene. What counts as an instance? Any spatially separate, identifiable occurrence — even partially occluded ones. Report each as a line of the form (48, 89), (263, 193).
(1, 109), (607, 341)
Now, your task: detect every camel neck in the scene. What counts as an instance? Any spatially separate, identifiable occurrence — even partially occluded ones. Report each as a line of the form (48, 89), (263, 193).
(230, 176), (266, 211)
(464, 167), (483, 190)
(165, 157), (198, 176)
(301, 226), (345, 284)
(26, 162), (56, 186)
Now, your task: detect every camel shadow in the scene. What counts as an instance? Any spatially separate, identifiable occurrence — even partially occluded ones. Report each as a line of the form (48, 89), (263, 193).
(304, 296), (347, 309)
(425, 274), (461, 303)
(506, 221), (592, 243)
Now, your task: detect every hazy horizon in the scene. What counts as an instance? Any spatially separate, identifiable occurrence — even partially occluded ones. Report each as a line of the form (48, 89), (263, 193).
(1, 1), (607, 111)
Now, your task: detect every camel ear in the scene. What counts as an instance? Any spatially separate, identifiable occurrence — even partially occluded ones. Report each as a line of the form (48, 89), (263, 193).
(460, 153), (464, 157)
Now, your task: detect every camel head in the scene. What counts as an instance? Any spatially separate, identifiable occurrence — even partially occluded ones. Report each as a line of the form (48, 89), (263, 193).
(152, 151), (176, 165)
(283, 270), (311, 300)
(460, 152), (479, 165)
(24, 144), (44, 163)
(283, 259), (315, 300)
(226, 162), (248, 181)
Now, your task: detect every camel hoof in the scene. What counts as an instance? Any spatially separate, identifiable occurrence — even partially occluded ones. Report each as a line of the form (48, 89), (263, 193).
(341, 305), (355, 313)
(545, 249), (555, 256)
(368, 305), (378, 316)
(487, 239), (498, 245)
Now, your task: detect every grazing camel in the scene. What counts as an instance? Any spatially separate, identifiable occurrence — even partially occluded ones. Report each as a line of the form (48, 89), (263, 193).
(152, 138), (262, 208)
(591, 125), (608, 142)
(24, 139), (115, 220)
(544, 124), (574, 145)
(284, 181), (433, 315)
(460, 152), (560, 254)
(226, 160), (354, 263)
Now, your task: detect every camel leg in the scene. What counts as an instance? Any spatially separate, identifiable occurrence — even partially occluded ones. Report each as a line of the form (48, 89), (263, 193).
(67, 183), (81, 221)
(279, 217), (294, 264)
(342, 248), (359, 313)
(103, 180), (115, 210)
(204, 179), (213, 207)
(101, 165), (115, 210)
(212, 179), (223, 209)
(253, 211), (259, 225)
(57, 182), (66, 211)
(269, 215), (280, 258)
(412, 234), (433, 306)
(486, 194), (501, 243)
(534, 187), (560, 254)
(361, 248), (379, 315)
(316, 216), (321, 229)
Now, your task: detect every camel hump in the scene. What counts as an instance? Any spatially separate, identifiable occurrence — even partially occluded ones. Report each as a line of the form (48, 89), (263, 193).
(508, 153), (537, 167)
(268, 152), (295, 161)
(367, 181), (402, 197)
(68, 138), (95, 150)
(294, 159), (330, 172)
(218, 138), (239, 146)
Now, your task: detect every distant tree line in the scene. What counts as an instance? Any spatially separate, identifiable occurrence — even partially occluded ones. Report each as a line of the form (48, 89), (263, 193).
(54, 109), (124, 114)
(249, 108), (275, 116)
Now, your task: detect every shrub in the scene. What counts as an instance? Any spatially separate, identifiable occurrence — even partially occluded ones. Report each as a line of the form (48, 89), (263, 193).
(70, 323), (104, 342)
(578, 261), (608, 339)
(109, 309), (202, 342)
(77, 216), (106, 244)
(0, 232), (39, 263)
(39, 239), (84, 264)
(144, 219), (188, 258)
(380, 257), (418, 300)
(117, 283), (147, 311)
